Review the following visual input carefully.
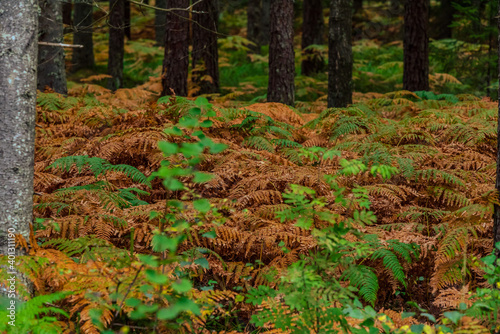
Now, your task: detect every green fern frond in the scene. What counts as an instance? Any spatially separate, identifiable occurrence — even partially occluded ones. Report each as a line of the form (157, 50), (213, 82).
(242, 136), (275, 152)
(342, 265), (379, 305)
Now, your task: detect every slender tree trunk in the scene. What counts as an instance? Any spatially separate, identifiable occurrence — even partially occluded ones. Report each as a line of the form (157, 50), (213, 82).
(107, 0), (125, 91)
(72, 0), (95, 71)
(155, 0), (167, 45)
(259, 0), (270, 45)
(161, 0), (189, 97)
(301, 0), (325, 76)
(328, 0), (353, 108)
(435, 0), (454, 39)
(38, 0), (68, 94)
(62, 1), (72, 26)
(247, 0), (261, 50)
(0, 0), (38, 299)
(493, 0), (500, 258)
(124, 0), (131, 39)
(354, 0), (363, 14)
(192, 0), (220, 95)
(403, 0), (429, 91)
(267, 0), (294, 106)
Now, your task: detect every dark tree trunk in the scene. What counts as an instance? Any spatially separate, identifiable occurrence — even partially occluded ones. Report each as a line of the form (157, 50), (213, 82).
(247, 0), (261, 50)
(259, 0), (270, 45)
(328, 0), (353, 108)
(62, 1), (72, 26)
(155, 0), (167, 45)
(161, 0), (189, 97)
(38, 0), (68, 94)
(124, 0), (131, 39)
(0, 0), (38, 299)
(354, 0), (362, 14)
(301, 0), (325, 76)
(403, 0), (429, 91)
(493, 0), (500, 258)
(192, 0), (220, 95)
(435, 0), (454, 39)
(72, 0), (95, 71)
(267, 0), (294, 106)
(107, 0), (125, 91)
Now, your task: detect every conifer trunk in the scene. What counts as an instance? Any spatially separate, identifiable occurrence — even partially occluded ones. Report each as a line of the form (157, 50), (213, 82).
(301, 0), (325, 76)
(247, 0), (261, 50)
(72, 0), (95, 71)
(192, 0), (220, 95)
(38, 0), (68, 94)
(0, 0), (38, 298)
(107, 0), (125, 91)
(161, 0), (189, 97)
(435, 0), (454, 39)
(494, 0), (500, 257)
(124, 0), (131, 39)
(403, 0), (429, 91)
(259, 0), (270, 46)
(328, 0), (352, 108)
(267, 0), (294, 106)
(154, 0), (167, 45)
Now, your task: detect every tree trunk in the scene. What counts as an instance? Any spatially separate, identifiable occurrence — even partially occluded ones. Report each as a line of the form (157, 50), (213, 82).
(435, 0), (454, 39)
(328, 0), (353, 108)
(267, 0), (294, 106)
(354, 0), (362, 14)
(38, 0), (68, 94)
(124, 0), (131, 39)
(493, 0), (500, 258)
(72, 0), (95, 71)
(161, 0), (189, 97)
(154, 0), (167, 45)
(62, 1), (72, 26)
(403, 0), (429, 91)
(192, 0), (220, 95)
(0, 0), (38, 299)
(247, 0), (261, 51)
(259, 0), (270, 46)
(107, 0), (125, 91)
(301, 0), (325, 76)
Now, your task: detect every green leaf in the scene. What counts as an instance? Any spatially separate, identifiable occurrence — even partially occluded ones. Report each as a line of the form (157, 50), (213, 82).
(200, 120), (213, 128)
(443, 311), (463, 325)
(151, 234), (178, 252)
(202, 230), (216, 238)
(421, 313), (436, 323)
(172, 279), (193, 293)
(158, 141), (178, 155)
(401, 311), (416, 319)
(124, 298), (141, 307)
(137, 254), (159, 267)
(193, 198), (211, 213)
(195, 97), (209, 108)
(145, 269), (168, 284)
(157, 307), (180, 320)
(209, 143), (227, 154)
(164, 126), (183, 136)
(410, 324), (425, 334)
(164, 178), (184, 191)
(194, 257), (210, 269)
(178, 117), (199, 128)
(193, 172), (214, 183)
(180, 143), (204, 158)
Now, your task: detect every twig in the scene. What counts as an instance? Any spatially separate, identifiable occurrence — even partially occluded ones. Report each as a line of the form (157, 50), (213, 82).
(128, 0), (204, 13)
(38, 41), (83, 48)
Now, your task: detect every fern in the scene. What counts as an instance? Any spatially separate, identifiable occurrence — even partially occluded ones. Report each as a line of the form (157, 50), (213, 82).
(342, 265), (379, 305)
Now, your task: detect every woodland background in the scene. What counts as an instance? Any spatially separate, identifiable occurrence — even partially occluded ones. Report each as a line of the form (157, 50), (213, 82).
(1, 0), (500, 333)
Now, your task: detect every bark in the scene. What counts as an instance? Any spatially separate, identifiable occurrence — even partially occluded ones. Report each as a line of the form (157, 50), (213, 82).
(124, 0), (131, 39)
(301, 0), (325, 76)
(72, 0), (95, 71)
(107, 0), (125, 91)
(354, 0), (362, 14)
(259, 0), (270, 45)
(38, 0), (68, 94)
(161, 0), (189, 97)
(328, 0), (353, 108)
(0, 0), (38, 299)
(192, 0), (220, 95)
(247, 0), (261, 50)
(403, 0), (429, 91)
(494, 0), (500, 258)
(154, 0), (167, 45)
(62, 1), (72, 26)
(267, 0), (295, 106)
(435, 0), (454, 39)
